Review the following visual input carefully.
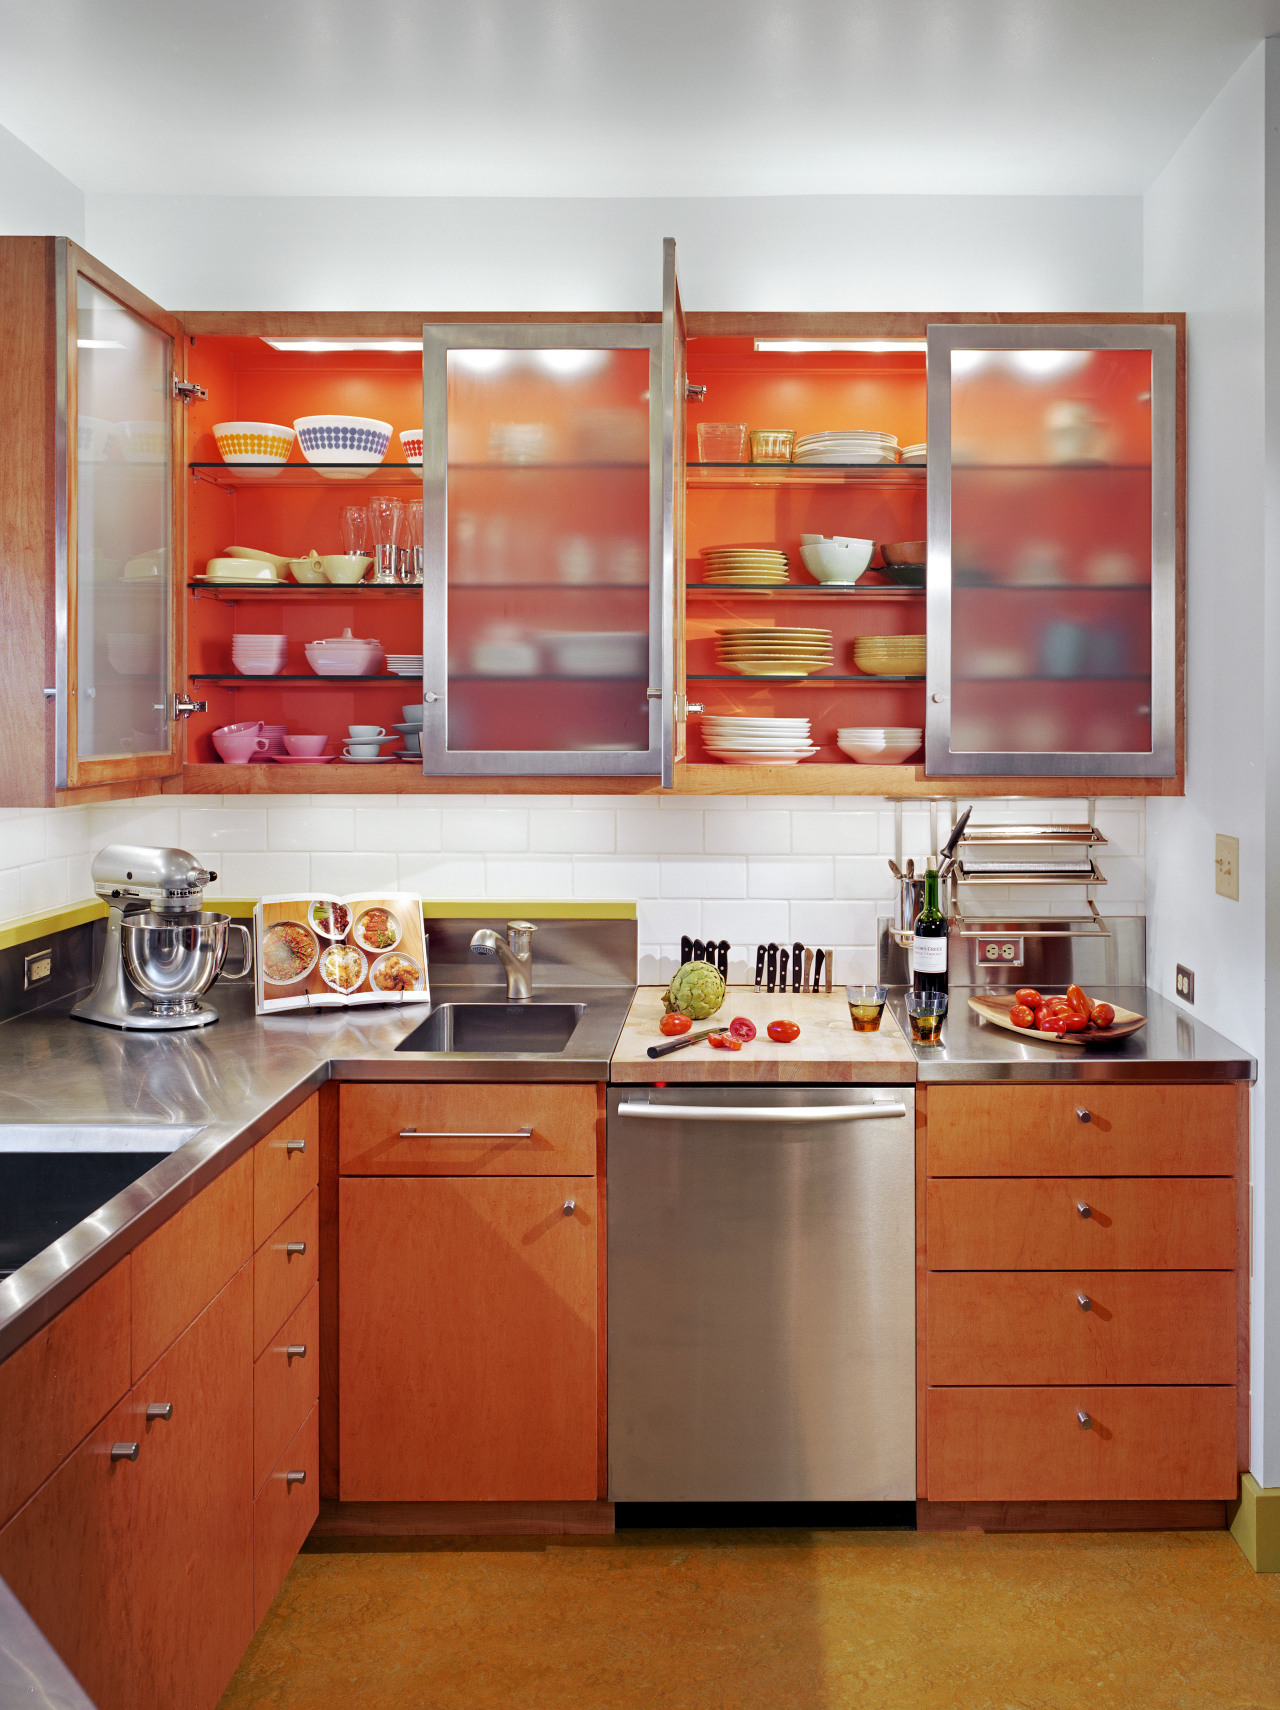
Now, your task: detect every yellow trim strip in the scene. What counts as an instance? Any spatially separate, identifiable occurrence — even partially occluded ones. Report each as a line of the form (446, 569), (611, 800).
(0, 899), (107, 951)
(1230, 1473), (1280, 1572)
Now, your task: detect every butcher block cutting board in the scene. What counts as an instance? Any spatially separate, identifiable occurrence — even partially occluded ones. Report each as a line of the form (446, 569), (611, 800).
(968, 992), (1146, 1048)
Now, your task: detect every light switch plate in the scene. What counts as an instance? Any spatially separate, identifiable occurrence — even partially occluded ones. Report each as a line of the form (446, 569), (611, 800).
(1215, 833), (1240, 901)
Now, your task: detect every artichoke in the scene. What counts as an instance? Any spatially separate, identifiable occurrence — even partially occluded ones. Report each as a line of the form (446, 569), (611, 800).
(663, 960), (726, 1020)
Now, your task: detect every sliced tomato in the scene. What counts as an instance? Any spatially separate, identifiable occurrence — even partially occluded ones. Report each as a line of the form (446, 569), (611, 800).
(767, 1020), (801, 1043)
(1091, 1002), (1116, 1028)
(660, 1012), (693, 1036)
(1008, 1004), (1036, 1028)
(709, 1031), (743, 1051)
(728, 1016), (757, 1043)
(1014, 988), (1043, 1010)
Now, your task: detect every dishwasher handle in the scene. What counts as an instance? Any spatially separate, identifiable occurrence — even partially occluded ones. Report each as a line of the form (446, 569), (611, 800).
(614, 1101), (908, 1124)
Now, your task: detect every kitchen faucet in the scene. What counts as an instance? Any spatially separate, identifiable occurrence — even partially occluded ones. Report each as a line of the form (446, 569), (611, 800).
(469, 921), (537, 1001)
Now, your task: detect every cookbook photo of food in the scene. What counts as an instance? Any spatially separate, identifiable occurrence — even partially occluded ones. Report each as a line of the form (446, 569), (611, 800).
(252, 893), (430, 1013)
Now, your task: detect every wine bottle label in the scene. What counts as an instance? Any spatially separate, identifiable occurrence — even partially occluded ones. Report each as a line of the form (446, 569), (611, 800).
(912, 935), (948, 973)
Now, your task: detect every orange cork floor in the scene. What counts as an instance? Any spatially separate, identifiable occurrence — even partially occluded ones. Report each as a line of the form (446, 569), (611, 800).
(219, 1527), (1280, 1710)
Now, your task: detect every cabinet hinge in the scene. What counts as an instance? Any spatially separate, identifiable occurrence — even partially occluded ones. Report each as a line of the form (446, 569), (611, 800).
(173, 379), (208, 402)
(686, 383), (707, 401)
(173, 693), (207, 719)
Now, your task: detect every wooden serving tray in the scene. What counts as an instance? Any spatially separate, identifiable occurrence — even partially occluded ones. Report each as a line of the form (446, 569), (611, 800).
(967, 992), (1146, 1048)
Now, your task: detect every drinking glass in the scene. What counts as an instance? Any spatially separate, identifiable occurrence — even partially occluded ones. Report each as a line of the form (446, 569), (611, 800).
(403, 501), (424, 584)
(846, 984), (888, 1032)
(340, 504), (369, 556)
(906, 990), (948, 1044)
(368, 497), (404, 584)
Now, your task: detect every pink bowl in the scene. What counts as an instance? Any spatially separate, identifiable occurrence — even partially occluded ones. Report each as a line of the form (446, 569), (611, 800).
(213, 726), (269, 764)
(284, 733), (329, 757)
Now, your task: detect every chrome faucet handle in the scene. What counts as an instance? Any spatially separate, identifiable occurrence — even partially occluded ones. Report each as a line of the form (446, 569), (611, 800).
(506, 921), (537, 958)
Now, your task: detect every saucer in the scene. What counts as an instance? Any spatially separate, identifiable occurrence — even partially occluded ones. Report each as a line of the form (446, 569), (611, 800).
(273, 755), (336, 764)
(341, 753), (400, 763)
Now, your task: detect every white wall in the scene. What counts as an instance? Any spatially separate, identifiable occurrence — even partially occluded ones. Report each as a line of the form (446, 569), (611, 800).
(82, 192), (1143, 313)
(1143, 42), (1275, 1483)
(0, 121), (83, 240)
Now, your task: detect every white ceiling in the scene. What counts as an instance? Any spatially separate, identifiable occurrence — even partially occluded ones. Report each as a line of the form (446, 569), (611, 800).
(2, 0), (1279, 199)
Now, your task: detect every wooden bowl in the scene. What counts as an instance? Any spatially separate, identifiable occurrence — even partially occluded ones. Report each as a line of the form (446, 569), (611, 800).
(880, 540), (926, 566)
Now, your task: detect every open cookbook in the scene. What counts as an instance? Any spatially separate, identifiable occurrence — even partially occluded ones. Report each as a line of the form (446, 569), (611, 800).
(253, 893), (429, 1013)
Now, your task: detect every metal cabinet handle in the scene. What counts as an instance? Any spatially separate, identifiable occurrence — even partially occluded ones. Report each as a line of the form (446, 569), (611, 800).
(1078, 1410), (1092, 1431)
(111, 1442), (140, 1462)
(397, 1127), (533, 1141)
(285, 1470), (307, 1486)
(285, 1241), (307, 1256)
(285, 1139), (307, 1154)
(1077, 1202), (1092, 1219)
(145, 1402), (173, 1422)
(615, 1102), (907, 1124)
(1077, 1294), (1092, 1312)
(1076, 1107), (1091, 1123)
(286, 1344), (308, 1360)
(562, 1200), (575, 1217)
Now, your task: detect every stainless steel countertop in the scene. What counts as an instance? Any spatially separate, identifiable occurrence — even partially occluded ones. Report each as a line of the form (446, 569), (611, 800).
(0, 1574), (97, 1709)
(0, 978), (634, 1363)
(887, 985), (1257, 1083)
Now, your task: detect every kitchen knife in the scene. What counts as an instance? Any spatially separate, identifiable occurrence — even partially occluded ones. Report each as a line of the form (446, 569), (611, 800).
(824, 949), (833, 992)
(778, 946), (789, 990)
(767, 943), (778, 992)
(792, 942), (804, 992)
(647, 1026), (718, 1059)
(811, 948), (825, 992)
(754, 945), (766, 989)
(802, 947), (814, 992)
(717, 940), (729, 979)
(681, 935), (693, 966)
(941, 805), (973, 864)
(693, 938), (705, 963)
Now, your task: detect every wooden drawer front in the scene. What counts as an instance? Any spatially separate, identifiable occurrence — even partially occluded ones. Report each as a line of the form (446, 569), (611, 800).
(0, 1259), (130, 1528)
(133, 1148), (253, 1380)
(254, 1097), (319, 1249)
(928, 1178), (1236, 1271)
(926, 1385), (1238, 1501)
(339, 1083), (597, 1177)
(927, 1085), (1237, 1178)
(253, 1190), (318, 1359)
(928, 1271), (1237, 1386)
(254, 1284), (319, 1496)
(253, 1406), (318, 1629)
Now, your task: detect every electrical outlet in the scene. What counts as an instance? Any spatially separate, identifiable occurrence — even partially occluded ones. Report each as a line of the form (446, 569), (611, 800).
(23, 948), (52, 990)
(1215, 833), (1239, 900)
(1175, 964), (1195, 1005)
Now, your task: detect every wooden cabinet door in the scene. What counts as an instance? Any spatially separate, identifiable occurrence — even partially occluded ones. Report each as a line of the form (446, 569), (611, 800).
(339, 1176), (598, 1501)
(339, 1082), (597, 1176)
(0, 1395), (136, 1710)
(132, 1263), (254, 1710)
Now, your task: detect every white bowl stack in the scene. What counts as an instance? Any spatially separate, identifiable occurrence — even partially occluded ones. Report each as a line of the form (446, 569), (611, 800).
(837, 727), (923, 765)
(701, 715), (818, 766)
(386, 653), (424, 676)
(793, 431), (900, 466)
(231, 633), (288, 676)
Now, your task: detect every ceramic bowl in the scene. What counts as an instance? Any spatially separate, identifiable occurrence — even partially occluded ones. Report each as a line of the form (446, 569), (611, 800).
(289, 555), (327, 584)
(224, 546), (292, 575)
(204, 558), (277, 582)
(231, 635), (288, 676)
(304, 627), (385, 677)
(800, 540), (874, 582)
(293, 415), (392, 465)
(880, 540), (926, 566)
(213, 422), (295, 465)
(212, 723), (269, 764)
(399, 429), (423, 464)
(320, 554), (373, 585)
(284, 734), (329, 757)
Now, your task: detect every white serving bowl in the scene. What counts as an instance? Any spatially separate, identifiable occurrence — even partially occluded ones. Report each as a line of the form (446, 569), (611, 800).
(837, 734), (923, 765)
(545, 631), (648, 677)
(294, 415), (392, 465)
(320, 554), (373, 585)
(710, 748), (819, 766)
(213, 422), (295, 465)
(304, 627), (385, 677)
(224, 546), (292, 574)
(800, 540), (874, 583)
(232, 635), (288, 676)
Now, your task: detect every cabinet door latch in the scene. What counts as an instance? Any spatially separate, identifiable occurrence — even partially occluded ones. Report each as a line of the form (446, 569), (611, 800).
(173, 379), (208, 402)
(173, 694), (207, 719)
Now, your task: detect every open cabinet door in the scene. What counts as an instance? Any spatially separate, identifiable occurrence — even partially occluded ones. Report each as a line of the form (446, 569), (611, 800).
(60, 241), (186, 791)
(659, 237), (688, 788)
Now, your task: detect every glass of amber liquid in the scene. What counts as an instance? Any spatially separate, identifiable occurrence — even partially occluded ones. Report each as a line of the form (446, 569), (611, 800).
(846, 984), (888, 1032)
(906, 990), (948, 1043)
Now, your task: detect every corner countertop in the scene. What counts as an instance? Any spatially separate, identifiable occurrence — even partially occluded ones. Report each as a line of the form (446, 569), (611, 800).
(888, 985), (1256, 1083)
(609, 987), (916, 1082)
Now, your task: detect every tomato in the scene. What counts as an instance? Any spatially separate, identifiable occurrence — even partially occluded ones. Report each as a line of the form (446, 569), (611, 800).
(1038, 1014), (1070, 1034)
(1067, 984), (1093, 1020)
(1009, 1004), (1036, 1028)
(709, 1031), (743, 1051)
(1015, 988), (1043, 1010)
(1039, 998), (1071, 1016)
(1061, 1014), (1088, 1032)
(728, 1016), (757, 1043)
(1091, 1002), (1116, 1029)
(660, 1012), (692, 1036)
(767, 1020), (801, 1043)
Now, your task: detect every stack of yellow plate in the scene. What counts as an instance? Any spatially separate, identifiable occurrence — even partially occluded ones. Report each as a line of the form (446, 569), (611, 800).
(701, 546), (789, 586)
(716, 626), (834, 677)
(853, 633), (927, 678)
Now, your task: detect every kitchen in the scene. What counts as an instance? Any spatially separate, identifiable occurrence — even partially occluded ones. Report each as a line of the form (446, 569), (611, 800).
(0, 4), (1278, 1707)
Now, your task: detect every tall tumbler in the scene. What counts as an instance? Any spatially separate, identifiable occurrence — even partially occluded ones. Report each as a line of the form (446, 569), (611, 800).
(340, 504), (369, 559)
(368, 497), (404, 584)
(403, 501), (424, 584)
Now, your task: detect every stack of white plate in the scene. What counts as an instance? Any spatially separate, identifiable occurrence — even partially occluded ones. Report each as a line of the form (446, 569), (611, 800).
(793, 431), (900, 466)
(701, 546), (789, 586)
(853, 633), (927, 677)
(715, 626), (834, 677)
(386, 654), (424, 677)
(231, 633), (288, 676)
(901, 443), (927, 464)
(702, 715), (817, 766)
(837, 726), (924, 765)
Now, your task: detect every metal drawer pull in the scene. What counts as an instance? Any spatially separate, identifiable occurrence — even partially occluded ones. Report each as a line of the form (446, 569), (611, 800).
(1076, 1108), (1091, 1123)
(563, 1200), (575, 1217)
(285, 1139), (307, 1154)
(285, 1241), (307, 1256)
(111, 1442), (140, 1462)
(615, 1102), (907, 1124)
(286, 1344), (308, 1361)
(1077, 1202), (1092, 1219)
(1077, 1295), (1092, 1312)
(145, 1402), (173, 1422)
(398, 1127), (534, 1141)
(285, 1470), (307, 1486)
(1078, 1410), (1092, 1431)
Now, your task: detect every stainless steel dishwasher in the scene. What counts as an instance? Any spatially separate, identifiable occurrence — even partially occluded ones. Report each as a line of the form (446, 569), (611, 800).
(606, 1083), (915, 1503)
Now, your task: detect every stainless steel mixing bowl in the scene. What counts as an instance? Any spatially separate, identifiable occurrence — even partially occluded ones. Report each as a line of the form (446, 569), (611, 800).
(121, 911), (253, 1016)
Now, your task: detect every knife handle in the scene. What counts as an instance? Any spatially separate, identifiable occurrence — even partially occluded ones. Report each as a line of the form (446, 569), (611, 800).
(778, 947), (789, 990)
(802, 947), (814, 992)
(824, 949), (833, 993)
(811, 948), (825, 993)
(754, 945), (766, 989)
(680, 936), (693, 966)
(766, 942), (778, 992)
(792, 942), (803, 993)
(647, 1026), (717, 1059)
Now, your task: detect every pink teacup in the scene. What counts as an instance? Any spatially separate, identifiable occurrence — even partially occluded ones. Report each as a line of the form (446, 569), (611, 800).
(284, 733), (329, 757)
(254, 723), (288, 762)
(213, 722), (270, 764)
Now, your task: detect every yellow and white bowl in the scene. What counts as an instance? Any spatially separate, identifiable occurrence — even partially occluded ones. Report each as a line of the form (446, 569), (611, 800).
(213, 421), (296, 465)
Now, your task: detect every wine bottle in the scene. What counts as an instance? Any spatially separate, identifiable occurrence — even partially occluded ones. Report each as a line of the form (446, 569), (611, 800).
(911, 858), (948, 999)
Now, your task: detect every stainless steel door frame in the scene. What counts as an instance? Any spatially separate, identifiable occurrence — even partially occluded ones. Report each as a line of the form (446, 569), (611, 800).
(659, 237), (686, 787)
(606, 1084), (916, 1503)
(925, 321), (1178, 777)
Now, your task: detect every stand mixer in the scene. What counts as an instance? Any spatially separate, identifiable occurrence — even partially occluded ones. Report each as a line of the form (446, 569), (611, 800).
(72, 844), (253, 1031)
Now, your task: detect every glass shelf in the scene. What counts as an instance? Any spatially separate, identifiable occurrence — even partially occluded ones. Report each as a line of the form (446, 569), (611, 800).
(954, 581), (1151, 593)
(190, 673), (421, 685)
(687, 464), (925, 489)
(686, 583), (923, 599)
(187, 581), (421, 597)
(688, 674), (925, 685)
(190, 462), (425, 489)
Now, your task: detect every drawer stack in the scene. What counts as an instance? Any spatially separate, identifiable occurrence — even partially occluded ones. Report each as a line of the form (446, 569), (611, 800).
(922, 1084), (1244, 1504)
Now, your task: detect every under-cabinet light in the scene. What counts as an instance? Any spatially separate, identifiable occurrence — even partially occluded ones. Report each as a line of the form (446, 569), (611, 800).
(260, 338), (423, 353)
(753, 339), (928, 353)
(77, 339), (125, 349)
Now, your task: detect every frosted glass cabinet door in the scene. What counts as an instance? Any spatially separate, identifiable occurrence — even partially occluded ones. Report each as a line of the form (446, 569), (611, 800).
(420, 321), (666, 775)
(925, 324), (1178, 777)
(61, 248), (182, 789)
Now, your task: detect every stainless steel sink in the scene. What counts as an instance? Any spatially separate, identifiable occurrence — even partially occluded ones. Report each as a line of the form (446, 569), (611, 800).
(396, 1002), (586, 1055)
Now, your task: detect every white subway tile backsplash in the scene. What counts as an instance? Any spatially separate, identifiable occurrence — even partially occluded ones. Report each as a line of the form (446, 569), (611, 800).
(20, 858), (69, 915)
(44, 807), (88, 858)
(617, 809), (703, 855)
(788, 900), (865, 947)
(790, 811), (879, 855)
(835, 857), (898, 902)
(659, 857), (747, 899)
(573, 858), (661, 899)
(356, 807), (443, 854)
(312, 852), (399, 892)
(88, 804), (183, 850)
(179, 808), (269, 852)
(529, 809), (615, 853)
(485, 857), (574, 898)
(268, 806), (355, 852)
(700, 899), (790, 946)
(703, 811), (789, 855)
(398, 855), (488, 898)
(637, 899), (700, 945)
(747, 858), (835, 900)
(441, 808), (528, 853)
(0, 818), (44, 869)
(216, 852), (304, 894)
